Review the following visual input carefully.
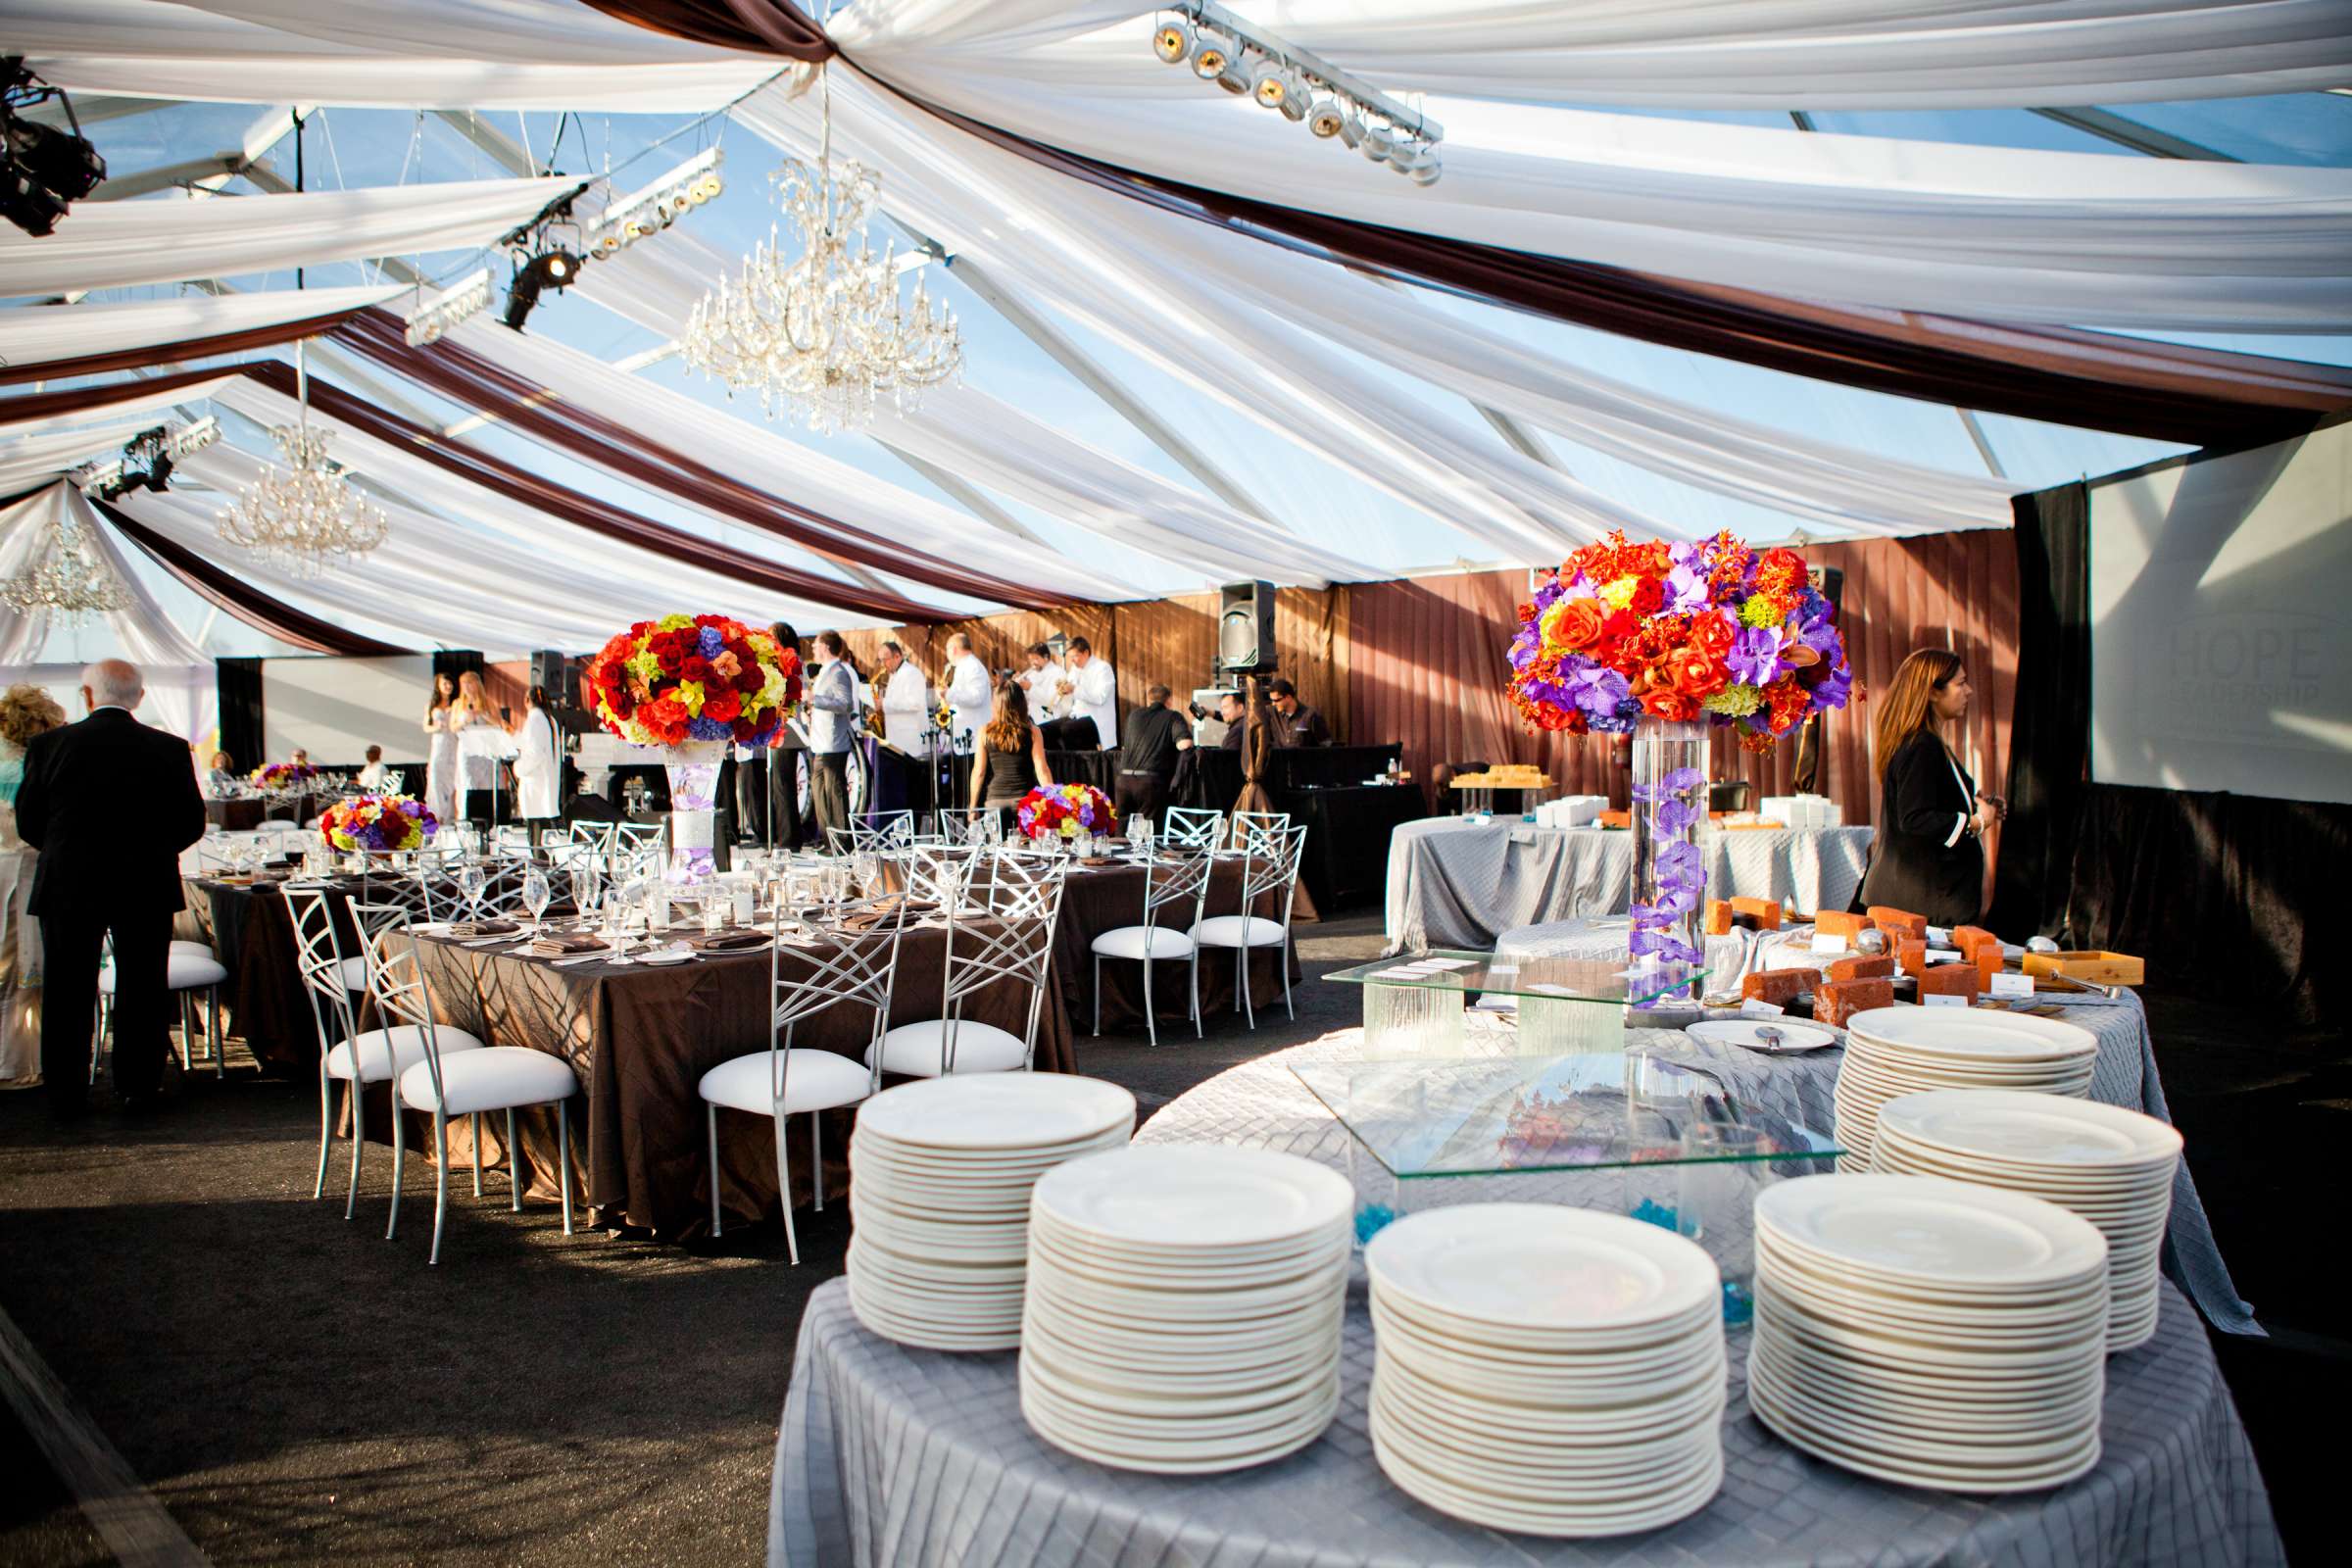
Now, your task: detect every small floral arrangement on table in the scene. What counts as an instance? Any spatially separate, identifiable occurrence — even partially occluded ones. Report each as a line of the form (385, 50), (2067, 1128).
(1013, 782), (1119, 843)
(320, 794), (437, 854)
(251, 761), (318, 790)
(585, 613), (803, 747)
(1507, 530), (1853, 747)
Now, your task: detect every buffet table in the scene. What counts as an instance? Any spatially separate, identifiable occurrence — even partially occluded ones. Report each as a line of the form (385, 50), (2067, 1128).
(767, 1025), (2281, 1567)
(1385, 816), (1874, 953)
(1492, 919), (2256, 1337)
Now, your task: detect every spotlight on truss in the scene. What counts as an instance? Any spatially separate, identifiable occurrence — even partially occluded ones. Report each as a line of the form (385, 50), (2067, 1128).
(404, 268), (492, 347)
(585, 147), (724, 258)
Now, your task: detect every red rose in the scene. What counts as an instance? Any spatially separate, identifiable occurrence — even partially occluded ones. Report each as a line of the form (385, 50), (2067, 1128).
(1630, 577), (1664, 616)
(732, 716), (759, 742)
(703, 689), (742, 723)
(735, 668), (762, 694)
(679, 656), (712, 685)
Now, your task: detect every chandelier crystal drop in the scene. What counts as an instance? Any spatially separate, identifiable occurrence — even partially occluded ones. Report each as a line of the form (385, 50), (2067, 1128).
(678, 74), (961, 434)
(216, 416), (390, 578)
(0, 509), (131, 621)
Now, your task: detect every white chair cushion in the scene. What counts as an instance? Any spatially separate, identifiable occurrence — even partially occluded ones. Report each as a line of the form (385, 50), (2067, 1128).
(336, 956), (368, 991)
(699, 1049), (872, 1116)
(170, 940), (215, 960)
(326, 1024), (487, 1083)
(100, 952), (228, 993)
(1192, 914), (1287, 949)
(398, 1047), (577, 1116)
(866, 1019), (1029, 1077)
(1090, 924), (1196, 960)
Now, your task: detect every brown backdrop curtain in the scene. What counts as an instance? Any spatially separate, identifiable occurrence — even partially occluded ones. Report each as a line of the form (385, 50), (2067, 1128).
(1346, 532), (2020, 836)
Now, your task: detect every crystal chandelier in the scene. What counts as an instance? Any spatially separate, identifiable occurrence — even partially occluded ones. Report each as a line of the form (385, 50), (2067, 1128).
(0, 507), (130, 622)
(217, 347), (390, 577)
(679, 69), (961, 434)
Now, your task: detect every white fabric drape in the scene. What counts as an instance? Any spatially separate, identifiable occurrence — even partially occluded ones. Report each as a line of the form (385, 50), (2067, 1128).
(0, 418), (176, 495)
(850, 57), (2352, 334)
(953, 2), (2352, 110)
(0, 178), (580, 297)
(572, 234), (1369, 586)
(0, 485), (211, 751)
(738, 80), (1715, 557)
(200, 381), (884, 635)
(433, 317), (1138, 606)
(10, 0), (780, 110)
(0, 376), (242, 444)
(0, 286), (400, 376)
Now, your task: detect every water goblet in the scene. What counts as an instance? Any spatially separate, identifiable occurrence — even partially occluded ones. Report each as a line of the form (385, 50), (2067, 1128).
(522, 867), (552, 933)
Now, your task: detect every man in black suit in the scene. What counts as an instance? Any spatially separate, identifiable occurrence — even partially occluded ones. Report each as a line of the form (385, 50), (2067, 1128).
(15, 661), (207, 1119)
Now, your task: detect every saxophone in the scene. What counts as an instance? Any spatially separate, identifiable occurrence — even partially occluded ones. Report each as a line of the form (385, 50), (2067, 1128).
(867, 662), (890, 737)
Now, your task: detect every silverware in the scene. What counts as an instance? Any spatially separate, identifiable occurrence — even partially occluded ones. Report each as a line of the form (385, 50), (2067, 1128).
(1753, 1025), (1786, 1053)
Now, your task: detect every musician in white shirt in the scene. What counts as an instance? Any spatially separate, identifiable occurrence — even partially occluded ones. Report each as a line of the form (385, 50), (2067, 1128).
(874, 640), (933, 755)
(1014, 643), (1068, 722)
(943, 633), (993, 756)
(1064, 636), (1117, 750)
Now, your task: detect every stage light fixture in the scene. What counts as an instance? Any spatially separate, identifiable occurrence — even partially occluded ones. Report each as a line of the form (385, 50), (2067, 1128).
(583, 147), (723, 259)
(1145, 7), (1441, 183)
(1, 59), (106, 237)
(404, 268), (491, 346)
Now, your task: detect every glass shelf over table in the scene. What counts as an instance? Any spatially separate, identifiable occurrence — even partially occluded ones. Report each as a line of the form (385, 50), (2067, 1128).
(1326, 950), (1710, 1056)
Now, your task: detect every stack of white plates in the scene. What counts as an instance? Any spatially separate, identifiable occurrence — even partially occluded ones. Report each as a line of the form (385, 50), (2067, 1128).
(1750, 1173), (2109, 1493)
(1871, 1090), (2180, 1351)
(1835, 1006), (2098, 1173)
(1365, 1205), (1727, 1537)
(847, 1074), (1134, 1351)
(1021, 1146), (1351, 1472)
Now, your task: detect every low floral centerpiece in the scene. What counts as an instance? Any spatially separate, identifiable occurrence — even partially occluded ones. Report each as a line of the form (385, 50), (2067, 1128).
(1506, 531), (1853, 976)
(319, 794), (437, 855)
(584, 615), (803, 884)
(252, 760), (318, 790)
(1013, 782), (1118, 846)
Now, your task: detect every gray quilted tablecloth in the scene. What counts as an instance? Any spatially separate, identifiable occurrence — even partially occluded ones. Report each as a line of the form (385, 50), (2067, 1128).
(769, 1023), (2282, 1566)
(1494, 922), (2257, 1337)
(1385, 819), (1874, 954)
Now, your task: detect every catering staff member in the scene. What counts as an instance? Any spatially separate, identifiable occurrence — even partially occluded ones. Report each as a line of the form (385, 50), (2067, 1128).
(1014, 643), (1067, 722)
(1115, 684), (1195, 832)
(1216, 691), (1248, 751)
(1063, 636), (1116, 750)
(1266, 678), (1331, 748)
(511, 685), (563, 838)
(1857, 649), (2005, 925)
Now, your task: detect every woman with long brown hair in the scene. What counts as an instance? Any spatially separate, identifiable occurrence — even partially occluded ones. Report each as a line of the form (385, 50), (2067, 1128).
(0, 684), (68, 1087)
(1857, 649), (2006, 924)
(970, 678), (1054, 826)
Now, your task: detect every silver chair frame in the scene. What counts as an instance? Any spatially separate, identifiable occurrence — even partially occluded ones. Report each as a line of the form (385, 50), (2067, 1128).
(1092, 848), (1212, 1049)
(354, 901), (574, 1265)
(1218, 823), (1309, 1029)
(930, 852), (1067, 1074)
(286, 884), (371, 1217)
(707, 898), (909, 1259)
(934, 807), (1000, 847)
(1162, 806), (1224, 850)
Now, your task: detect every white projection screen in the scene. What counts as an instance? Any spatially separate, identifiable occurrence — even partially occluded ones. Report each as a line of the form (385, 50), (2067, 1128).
(262, 655), (436, 765)
(2090, 420), (2352, 807)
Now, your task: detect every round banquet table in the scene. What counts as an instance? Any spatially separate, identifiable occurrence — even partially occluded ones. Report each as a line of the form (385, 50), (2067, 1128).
(1385, 817), (1874, 954)
(767, 1023), (2284, 1568)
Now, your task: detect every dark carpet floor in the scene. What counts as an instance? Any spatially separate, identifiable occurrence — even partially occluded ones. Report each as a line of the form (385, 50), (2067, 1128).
(0, 913), (2339, 1565)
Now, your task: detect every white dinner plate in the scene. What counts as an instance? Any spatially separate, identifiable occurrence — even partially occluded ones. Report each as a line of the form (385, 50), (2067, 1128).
(1022, 1380), (1338, 1475)
(1844, 1007), (2098, 1062)
(1756, 1175), (2109, 1291)
(1687, 1018), (1838, 1054)
(1874, 1090), (2181, 1167)
(1365, 1203), (1721, 1334)
(1370, 1412), (1723, 1537)
(855, 1073), (1136, 1151)
(1030, 1146), (1352, 1250)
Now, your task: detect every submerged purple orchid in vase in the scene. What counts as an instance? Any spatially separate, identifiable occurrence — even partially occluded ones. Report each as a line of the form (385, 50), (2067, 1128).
(1629, 747), (1709, 998)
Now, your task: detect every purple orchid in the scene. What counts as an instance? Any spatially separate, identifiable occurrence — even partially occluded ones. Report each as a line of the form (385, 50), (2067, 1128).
(1727, 625), (1783, 687)
(1663, 564), (1712, 615)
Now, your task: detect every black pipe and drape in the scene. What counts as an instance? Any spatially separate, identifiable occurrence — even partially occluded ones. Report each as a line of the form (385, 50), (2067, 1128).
(215, 658), (265, 778)
(1987, 483), (2091, 942)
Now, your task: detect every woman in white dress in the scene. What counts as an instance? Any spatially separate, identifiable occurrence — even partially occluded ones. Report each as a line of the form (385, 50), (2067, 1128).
(0, 684), (68, 1089)
(511, 685), (563, 830)
(422, 670), (460, 823)
(451, 670), (513, 828)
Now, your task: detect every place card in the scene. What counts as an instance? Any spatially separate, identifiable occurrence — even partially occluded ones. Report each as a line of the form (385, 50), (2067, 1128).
(1418, 957), (1477, 970)
(1373, 965), (1437, 980)
(1507, 827), (1536, 845)
(1808, 932), (1851, 956)
(1739, 1000), (1788, 1019)
(1988, 970), (2034, 999)
(1926, 925), (1953, 944)
(1922, 992), (1969, 1008)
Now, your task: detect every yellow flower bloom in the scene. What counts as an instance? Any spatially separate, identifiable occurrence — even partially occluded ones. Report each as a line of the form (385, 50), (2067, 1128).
(676, 679), (706, 715)
(1598, 576), (1640, 612)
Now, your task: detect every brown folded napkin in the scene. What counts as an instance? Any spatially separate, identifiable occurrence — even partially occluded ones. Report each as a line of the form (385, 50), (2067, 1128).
(448, 918), (520, 938)
(1078, 857), (1117, 868)
(528, 931), (606, 956)
(689, 929), (771, 952)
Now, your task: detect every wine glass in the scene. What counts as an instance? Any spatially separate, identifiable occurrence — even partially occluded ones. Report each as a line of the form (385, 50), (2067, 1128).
(522, 867), (551, 933)
(458, 860), (487, 919)
(571, 866), (602, 927)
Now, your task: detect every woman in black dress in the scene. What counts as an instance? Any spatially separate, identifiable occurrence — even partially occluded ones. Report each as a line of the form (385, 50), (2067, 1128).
(1857, 649), (2006, 925)
(971, 680), (1055, 832)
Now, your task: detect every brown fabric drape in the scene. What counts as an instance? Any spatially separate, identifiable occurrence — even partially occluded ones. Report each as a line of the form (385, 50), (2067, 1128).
(575, 0), (832, 57)
(1235, 675), (1278, 821)
(332, 310), (1059, 612)
(906, 95), (2350, 448)
(0, 366), (239, 430)
(0, 304), (384, 387)
(1346, 533), (2020, 837)
(237, 360), (947, 624)
(96, 499), (409, 657)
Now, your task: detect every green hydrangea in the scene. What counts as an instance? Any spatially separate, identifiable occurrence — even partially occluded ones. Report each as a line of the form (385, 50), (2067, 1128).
(1739, 596), (1781, 629)
(1704, 683), (1764, 716)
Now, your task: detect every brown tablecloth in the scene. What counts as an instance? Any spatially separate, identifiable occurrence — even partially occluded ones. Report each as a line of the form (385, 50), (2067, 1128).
(1054, 858), (1301, 1035)
(176, 874), (366, 1074)
(373, 924), (1077, 1240)
(205, 793), (323, 832)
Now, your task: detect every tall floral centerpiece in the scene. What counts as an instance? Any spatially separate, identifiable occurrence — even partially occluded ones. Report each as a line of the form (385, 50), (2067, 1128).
(585, 615), (803, 885)
(1508, 531), (1852, 987)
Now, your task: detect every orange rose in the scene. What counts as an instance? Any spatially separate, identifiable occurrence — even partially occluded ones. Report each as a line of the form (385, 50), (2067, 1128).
(1644, 688), (1700, 722)
(1542, 595), (1609, 653)
(1666, 646), (1729, 700)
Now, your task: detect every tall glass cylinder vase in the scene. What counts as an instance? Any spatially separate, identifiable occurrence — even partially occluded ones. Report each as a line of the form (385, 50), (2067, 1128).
(1628, 717), (1708, 1003)
(662, 740), (728, 886)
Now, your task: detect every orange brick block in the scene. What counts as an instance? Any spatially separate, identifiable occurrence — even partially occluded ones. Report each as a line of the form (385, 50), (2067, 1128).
(1919, 962), (1982, 1002)
(1953, 925), (1999, 963)
(1741, 968), (1814, 1006)
(1829, 953), (1895, 983)
(1704, 900), (1734, 936)
(1896, 938), (1929, 977)
(1814, 909), (1869, 942)
(1818, 977), (1894, 1028)
(1869, 906), (1929, 940)
(1729, 897), (1784, 930)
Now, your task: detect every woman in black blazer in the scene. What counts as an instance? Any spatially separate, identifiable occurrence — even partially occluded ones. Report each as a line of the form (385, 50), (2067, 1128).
(1857, 649), (2005, 925)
